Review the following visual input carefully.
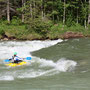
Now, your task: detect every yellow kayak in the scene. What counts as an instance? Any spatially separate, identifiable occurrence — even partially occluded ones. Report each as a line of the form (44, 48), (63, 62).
(5, 61), (27, 67)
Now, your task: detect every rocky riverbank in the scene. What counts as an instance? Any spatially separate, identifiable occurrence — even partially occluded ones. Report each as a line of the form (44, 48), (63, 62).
(0, 31), (87, 41)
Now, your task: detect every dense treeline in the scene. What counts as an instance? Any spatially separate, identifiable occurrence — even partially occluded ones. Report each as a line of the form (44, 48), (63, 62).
(0, 0), (90, 40)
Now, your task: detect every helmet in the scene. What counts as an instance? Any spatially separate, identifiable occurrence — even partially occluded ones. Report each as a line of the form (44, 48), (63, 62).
(14, 52), (17, 55)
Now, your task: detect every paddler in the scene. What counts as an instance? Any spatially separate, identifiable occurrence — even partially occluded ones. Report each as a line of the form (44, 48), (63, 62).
(9, 52), (23, 63)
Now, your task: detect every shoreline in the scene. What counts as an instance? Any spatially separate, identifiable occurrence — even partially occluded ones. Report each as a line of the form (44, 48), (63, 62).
(0, 31), (89, 41)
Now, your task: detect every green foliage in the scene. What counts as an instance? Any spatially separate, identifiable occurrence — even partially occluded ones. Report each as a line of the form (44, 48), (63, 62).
(0, 0), (90, 40)
(11, 16), (22, 25)
(66, 17), (76, 27)
(88, 25), (90, 30)
(47, 23), (86, 39)
(0, 28), (5, 35)
(47, 23), (66, 39)
(26, 18), (53, 37)
(66, 24), (85, 32)
(0, 20), (9, 25)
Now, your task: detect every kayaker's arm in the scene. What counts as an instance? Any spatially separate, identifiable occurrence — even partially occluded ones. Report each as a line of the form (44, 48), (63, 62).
(9, 56), (14, 61)
(9, 59), (12, 61)
(16, 56), (23, 60)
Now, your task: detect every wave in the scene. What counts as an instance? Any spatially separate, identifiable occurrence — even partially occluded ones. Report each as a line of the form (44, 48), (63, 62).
(0, 39), (62, 60)
(0, 39), (77, 81)
(0, 57), (77, 81)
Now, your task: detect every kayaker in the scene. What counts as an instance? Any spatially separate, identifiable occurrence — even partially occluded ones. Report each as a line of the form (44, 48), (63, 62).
(9, 52), (23, 63)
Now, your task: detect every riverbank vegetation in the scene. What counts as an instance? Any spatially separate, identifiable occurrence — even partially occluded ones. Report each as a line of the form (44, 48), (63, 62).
(0, 0), (90, 40)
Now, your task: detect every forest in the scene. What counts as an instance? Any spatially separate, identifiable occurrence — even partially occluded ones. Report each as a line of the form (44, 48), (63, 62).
(0, 0), (90, 40)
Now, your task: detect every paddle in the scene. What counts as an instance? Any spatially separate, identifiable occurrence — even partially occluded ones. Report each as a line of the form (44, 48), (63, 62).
(4, 59), (10, 62)
(26, 57), (32, 60)
(4, 57), (32, 62)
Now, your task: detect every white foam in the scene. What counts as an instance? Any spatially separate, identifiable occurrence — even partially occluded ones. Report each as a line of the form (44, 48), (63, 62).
(33, 57), (77, 71)
(55, 58), (77, 72)
(0, 58), (77, 80)
(0, 39), (63, 60)
(17, 58), (77, 79)
(17, 68), (58, 79)
(0, 39), (77, 80)
(0, 76), (14, 81)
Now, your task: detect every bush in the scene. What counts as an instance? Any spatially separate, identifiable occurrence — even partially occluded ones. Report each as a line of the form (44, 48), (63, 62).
(47, 23), (65, 39)
(66, 23), (85, 32)
(11, 16), (22, 25)
(0, 28), (5, 35)
(88, 25), (90, 30)
(26, 18), (53, 37)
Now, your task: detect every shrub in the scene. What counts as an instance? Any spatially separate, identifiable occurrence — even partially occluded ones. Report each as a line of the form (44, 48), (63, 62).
(67, 23), (85, 32)
(11, 16), (22, 25)
(0, 28), (5, 35)
(26, 18), (53, 37)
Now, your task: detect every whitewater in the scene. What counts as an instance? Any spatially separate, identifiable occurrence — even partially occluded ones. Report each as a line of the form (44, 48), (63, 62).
(0, 39), (77, 81)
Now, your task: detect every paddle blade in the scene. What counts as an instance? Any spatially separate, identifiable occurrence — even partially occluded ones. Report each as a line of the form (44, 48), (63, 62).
(4, 59), (10, 62)
(26, 57), (32, 60)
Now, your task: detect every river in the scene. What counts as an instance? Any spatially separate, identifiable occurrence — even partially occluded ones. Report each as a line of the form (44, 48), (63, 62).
(0, 38), (90, 90)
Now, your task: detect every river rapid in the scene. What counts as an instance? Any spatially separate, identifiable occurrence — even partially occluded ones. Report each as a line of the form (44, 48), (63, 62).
(0, 38), (90, 90)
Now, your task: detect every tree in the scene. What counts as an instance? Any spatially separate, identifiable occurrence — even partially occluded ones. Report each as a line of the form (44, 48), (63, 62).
(0, 0), (17, 23)
(88, 0), (90, 25)
(84, 0), (87, 28)
(63, 0), (66, 26)
(22, 0), (24, 22)
(7, 0), (10, 23)
(0, 0), (89, 28)
(30, 0), (33, 18)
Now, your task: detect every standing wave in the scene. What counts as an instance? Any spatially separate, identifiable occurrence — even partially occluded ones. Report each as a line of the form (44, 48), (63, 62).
(0, 39), (77, 81)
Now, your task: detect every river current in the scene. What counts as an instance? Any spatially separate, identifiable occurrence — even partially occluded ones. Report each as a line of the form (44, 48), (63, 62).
(0, 38), (90, 90)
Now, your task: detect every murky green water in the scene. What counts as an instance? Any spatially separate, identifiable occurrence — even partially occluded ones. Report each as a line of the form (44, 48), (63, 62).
(0, 38), (90, 90)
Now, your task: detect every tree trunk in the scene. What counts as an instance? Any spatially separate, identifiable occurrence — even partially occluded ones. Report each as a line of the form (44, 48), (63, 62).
(33, 0), (35, 19)
(84, 0), (87, 29)
(41, 0), (44, 20)
(43, 0), (45, 18)
(30, 3), (32, 18)
(77, 8), (79, 24)
(7, 0), (10, 23)
(22, 0), (24, 23)
(52, 0), (55, 22)
(63, 0), (65, 27)
(88, 0), (90, 25)
(14, 0), (16, 4)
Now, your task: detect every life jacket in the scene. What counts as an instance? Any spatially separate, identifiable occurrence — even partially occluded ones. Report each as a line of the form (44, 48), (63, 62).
(12, 56), (22, 61)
